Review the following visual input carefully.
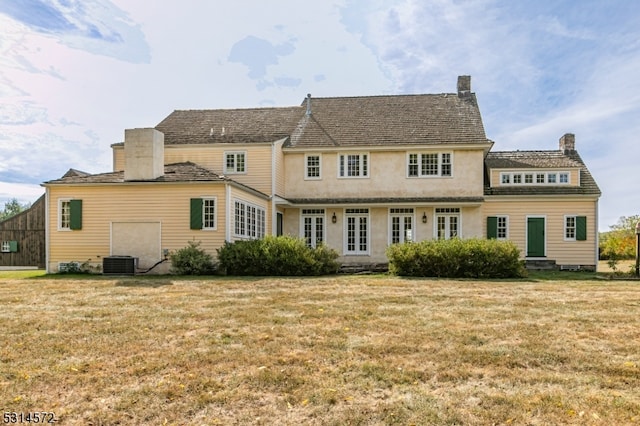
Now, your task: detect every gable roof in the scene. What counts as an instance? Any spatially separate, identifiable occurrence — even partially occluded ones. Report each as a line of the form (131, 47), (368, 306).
(484, 150), (601, 196)
(287, 93), (488, 148)
(155, 107), (303, 145)
(151, 90), (489, 148)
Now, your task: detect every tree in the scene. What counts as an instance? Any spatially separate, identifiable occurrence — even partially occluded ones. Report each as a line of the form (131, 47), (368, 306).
(599, 215), (640, 261)
(0, 198), (31, 221)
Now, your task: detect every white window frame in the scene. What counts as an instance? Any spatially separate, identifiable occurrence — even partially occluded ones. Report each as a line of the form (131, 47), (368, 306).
(224, 151), (247, 174)
(338, 153), (369, 178)
(388, 208), (414, 244)
(301, 209), (325, 248)
(499, 171), (571, 186)
(344, 208), (370, 255)
(304, 154), (322, 180)
(58, 199), (71, 231)
(1, 241), (10, 253)
(234, 199), (265, 239)
(407, 152), (453, 178)
(202, 197), (217, 230)
(434, 207), (461, 240)
(564, 215), (577, 241)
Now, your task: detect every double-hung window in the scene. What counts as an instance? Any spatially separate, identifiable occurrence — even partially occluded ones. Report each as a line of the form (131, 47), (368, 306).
(224, 151), (246, 174)
(565, 215), (587, 241)
(487, 216), (508, 240)
(408, 153), (452, 177)
(339, 153), (368, 178)
(302, 209), (325, 248)
(234, 200), (265, 239)
(59, 199), (82, 230)
(305, 154), (321, 179)
(190, 198), (216, 230)
(345, 208), (369, 254)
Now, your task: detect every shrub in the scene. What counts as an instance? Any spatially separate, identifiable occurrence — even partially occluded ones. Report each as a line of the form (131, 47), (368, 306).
(170, 241), (216, 275)
(217, 235), (340, 276)
(386, 238), (526, 278)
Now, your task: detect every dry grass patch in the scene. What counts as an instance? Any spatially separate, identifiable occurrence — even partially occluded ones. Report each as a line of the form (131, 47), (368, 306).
(1, 275), (640, 425)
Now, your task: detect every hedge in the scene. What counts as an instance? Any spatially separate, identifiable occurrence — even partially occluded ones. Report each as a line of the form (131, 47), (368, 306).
(386, 238), (526, 278)
(217, 235), (340, 276)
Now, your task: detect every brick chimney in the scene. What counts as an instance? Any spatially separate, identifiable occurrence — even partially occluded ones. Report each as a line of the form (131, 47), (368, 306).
(124, 128), (165, 181)
(457, 75), (471, 98)
(559, 133), (575, 153)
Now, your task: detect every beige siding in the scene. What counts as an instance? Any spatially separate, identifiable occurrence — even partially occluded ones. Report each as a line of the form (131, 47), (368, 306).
(482, 198), (598, 266)
(283, 149), (485, 199)
(273, 139), (286, 196)
(283, 205), (483, 264)
(47, 183), (228, 272)
(489, 168), (580, 187)
(112, 143), (275, 195)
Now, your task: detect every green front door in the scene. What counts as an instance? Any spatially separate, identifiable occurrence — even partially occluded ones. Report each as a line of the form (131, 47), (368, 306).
(527, 217), (545, 257)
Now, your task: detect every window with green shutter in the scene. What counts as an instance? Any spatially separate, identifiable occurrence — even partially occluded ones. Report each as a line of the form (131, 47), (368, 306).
(576, 216), (587, 241)
(487, 216), (498, 239)
(70, 200), (82, 230)
(190, 198), (203, 230)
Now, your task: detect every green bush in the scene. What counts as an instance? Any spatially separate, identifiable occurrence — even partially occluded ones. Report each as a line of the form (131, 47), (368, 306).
(217, 235), (340, 276)
(386, 238), (526, 278)
(170, 241), (216, 275)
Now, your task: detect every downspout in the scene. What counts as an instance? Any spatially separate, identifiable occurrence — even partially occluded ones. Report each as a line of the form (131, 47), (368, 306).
(44, 187), (50, 273)
(225, 182), (231, 242)
(271, 141), (277, 236)
(595, 199), (599, 271)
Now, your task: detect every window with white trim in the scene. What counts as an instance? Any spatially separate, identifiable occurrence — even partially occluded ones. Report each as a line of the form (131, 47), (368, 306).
(435, 207), (460, 240)
(345, 208), (369, 254)
(203, 198), (216, 229)
(487, 215), (508, 240)
(305, 154), (321, 179)
(499, 171), (571, 186)
(60, 200), (71, 230)
(224, 151), (246, 174)
(234, 200), (265, 239)
(389, 208), (413, 244)
(339, 153), (368, 178)
(302, 209), (325, 248)
(1, 241), (10, 253)
(408, 153), (453, 177)
(564, 215), (587, 241)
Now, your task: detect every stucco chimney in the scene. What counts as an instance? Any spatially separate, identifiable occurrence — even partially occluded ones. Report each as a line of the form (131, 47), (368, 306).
(457, 75), (471, 98)
(124, 128), (164, 181)
(559, 133), (575, 153)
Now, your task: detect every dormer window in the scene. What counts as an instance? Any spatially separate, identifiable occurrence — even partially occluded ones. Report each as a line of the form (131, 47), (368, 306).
(499, 171), (571, 186)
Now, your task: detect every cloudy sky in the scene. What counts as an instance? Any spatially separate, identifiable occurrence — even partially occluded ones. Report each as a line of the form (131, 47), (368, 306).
(0, 0), (638, 230)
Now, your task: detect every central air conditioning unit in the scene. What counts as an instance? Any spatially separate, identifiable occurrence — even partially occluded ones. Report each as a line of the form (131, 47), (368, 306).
(103, 256), (138, 275)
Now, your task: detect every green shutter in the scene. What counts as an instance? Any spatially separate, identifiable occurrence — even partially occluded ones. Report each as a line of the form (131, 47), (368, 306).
(576, 216), (587, 241)
(9, 241), (18, 252)
(70, 200), (82, 230)
(487, 216), (498, 239)
(190, 198), (203, 230)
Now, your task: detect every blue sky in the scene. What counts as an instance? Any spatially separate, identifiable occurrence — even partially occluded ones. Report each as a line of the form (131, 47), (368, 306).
(0, 0), (638, 231)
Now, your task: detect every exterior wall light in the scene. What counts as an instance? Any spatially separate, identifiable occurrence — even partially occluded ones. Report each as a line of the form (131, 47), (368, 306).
(332, 212), (337, 224)
(422, 212), (428, 223)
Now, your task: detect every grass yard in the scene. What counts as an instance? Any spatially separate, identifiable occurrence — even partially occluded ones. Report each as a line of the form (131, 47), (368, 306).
(1, 274), (640, 425)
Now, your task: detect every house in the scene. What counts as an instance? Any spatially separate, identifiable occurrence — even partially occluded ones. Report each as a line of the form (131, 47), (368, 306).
(41, 76), (600, 273)
(0, 194), (46, 269)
